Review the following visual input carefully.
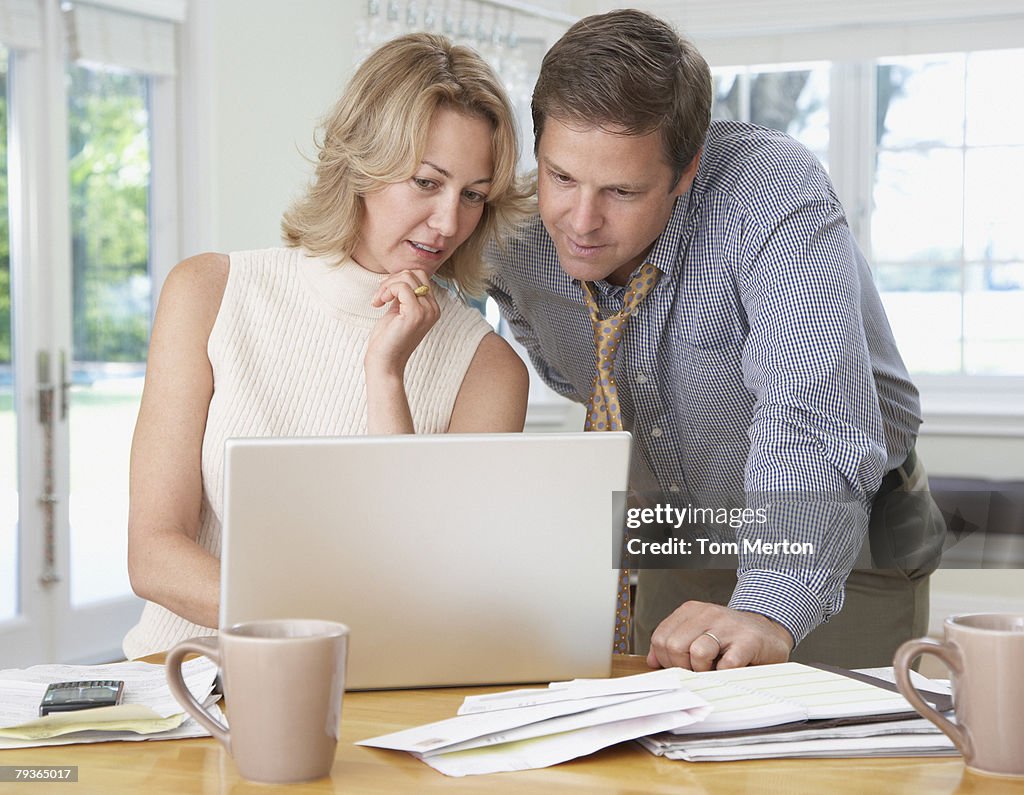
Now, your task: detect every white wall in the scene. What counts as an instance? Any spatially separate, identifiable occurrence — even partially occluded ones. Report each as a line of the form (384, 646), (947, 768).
(917, 435), (1024, 481)
(182, 0), (357, 256)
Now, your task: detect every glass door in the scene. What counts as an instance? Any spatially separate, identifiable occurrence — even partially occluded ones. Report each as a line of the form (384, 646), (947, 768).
(0, 1), (177, 666)
(0, 45), (14, 631)
(65, 63), (149, 623)
(0, 30), (52, 667)
(49, 62), (154, 662)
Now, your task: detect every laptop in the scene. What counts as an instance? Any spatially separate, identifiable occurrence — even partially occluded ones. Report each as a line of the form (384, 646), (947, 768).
(220, 432), (631, 689)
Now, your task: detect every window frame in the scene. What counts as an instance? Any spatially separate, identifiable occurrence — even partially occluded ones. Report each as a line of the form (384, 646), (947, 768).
(0, 0), (182, 667)
(708, 46), (1024, 438)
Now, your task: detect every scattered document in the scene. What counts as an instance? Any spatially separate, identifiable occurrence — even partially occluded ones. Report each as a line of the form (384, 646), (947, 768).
(0, 700), (226, 750)
(421, 710), (704, 777)
(423, 690), (709, 757)
(457, 668), (685, 715)
(0, 657), (220, 746)
(359, 662), (950, 775)
(358, 669), (711, 776)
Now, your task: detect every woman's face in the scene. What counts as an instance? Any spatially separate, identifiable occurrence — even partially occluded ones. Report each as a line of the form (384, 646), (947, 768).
(352, 108), (494, 277)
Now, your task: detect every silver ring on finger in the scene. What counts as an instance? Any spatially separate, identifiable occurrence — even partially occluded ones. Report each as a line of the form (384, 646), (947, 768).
(699, 631), (722, 654)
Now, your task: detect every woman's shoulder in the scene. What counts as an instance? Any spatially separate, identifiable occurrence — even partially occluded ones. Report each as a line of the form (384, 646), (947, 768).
(471, 330), (527, 376)
(431, 291), (526, 383)
(168, 251), (229, 286)
(161, 247), (300, 315)
(158, 252), (230, 330)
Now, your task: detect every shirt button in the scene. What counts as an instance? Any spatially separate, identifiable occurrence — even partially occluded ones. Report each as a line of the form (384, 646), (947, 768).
(650, 427), (663, 438)
(635, 373), (649, 384)
(668, 484), (680, 493)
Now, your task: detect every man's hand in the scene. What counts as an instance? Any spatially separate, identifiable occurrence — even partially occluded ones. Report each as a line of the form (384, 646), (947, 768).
(646, 601), (794, 671)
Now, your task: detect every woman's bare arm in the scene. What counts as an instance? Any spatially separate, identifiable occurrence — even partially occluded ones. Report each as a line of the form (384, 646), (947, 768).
(126, 253), (228, 628)
(448, 332), (528, 432)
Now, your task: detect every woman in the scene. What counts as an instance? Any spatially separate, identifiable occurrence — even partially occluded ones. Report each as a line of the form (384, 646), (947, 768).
(123, 34), (530, 659)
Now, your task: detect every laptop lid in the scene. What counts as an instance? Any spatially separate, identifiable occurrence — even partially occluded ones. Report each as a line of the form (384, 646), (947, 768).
(221, 432), (631, 689)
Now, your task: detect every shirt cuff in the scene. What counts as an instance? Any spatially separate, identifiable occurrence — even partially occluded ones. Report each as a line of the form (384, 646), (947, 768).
(727, 569), (826, 646)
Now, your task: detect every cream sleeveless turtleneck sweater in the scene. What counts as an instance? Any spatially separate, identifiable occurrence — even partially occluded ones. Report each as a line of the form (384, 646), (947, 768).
(122, 247), (491, 659)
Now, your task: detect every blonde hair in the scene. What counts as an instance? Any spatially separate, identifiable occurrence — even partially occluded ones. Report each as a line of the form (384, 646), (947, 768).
(282, 33), (529, 296)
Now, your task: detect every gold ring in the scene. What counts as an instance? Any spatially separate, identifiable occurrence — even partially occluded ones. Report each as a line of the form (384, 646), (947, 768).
(699, 631), (722, 652)
(413, 284), (430, 297)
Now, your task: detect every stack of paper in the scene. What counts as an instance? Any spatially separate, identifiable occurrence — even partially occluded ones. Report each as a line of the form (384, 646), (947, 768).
(357, 668), (712, 776)
(0, 657), (223, 749)
(360, 663), (956, 775)
(638, 664), (956, 761)
(639, 717), (955, 761)
(663, 662), (926, 733)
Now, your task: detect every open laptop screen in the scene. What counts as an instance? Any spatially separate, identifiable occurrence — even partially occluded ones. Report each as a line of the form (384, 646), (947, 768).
(221, 432), (631, 689)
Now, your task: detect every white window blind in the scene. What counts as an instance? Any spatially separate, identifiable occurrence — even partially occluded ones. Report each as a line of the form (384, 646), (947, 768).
(0, 0), (42, 49)
(627, 0), (1024, 38)
(603, 0), (1024, 66)
(64, 0), (184, 76)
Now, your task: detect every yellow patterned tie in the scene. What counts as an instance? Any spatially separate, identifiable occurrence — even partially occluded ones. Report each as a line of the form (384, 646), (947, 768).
(579, 263), (660, 654)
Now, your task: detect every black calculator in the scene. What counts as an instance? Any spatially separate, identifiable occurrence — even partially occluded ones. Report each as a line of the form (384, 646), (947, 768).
(39, 680), (125, 716)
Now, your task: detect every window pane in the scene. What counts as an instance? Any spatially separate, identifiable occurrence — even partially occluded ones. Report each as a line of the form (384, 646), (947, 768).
(966, 50), (1024, 147)
(876, 265), (962, 375)
(873, 48), (1024, 376)
(749, 64), (830, 155)
(872, 149), (963, 263)
(964, 263), (1024, 376)
(712, 63), (829, 171)
(876, 55), (965, 148)
(712, 70), (742, 121)
(67, 65), (150, 608)
(0, 48), (14, 623)
(964, 147), (1024, 263)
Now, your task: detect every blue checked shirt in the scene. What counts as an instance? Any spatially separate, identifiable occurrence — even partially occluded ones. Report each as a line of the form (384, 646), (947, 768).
(487, 120), (923, 645)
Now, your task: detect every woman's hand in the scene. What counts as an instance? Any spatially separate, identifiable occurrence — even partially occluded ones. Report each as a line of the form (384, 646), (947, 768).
(364, 269), (440, 434)
(365, 269), (440, 379)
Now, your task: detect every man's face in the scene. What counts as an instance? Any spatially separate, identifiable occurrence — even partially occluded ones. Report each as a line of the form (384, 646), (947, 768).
(536, 118), (697, 286)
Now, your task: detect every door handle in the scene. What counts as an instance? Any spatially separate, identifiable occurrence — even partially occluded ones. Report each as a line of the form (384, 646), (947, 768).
(35, 351), (61, 588)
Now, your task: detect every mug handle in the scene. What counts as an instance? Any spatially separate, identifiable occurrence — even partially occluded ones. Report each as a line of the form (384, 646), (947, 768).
(165, 636), (231, 750)
(893, 637), (970, 759)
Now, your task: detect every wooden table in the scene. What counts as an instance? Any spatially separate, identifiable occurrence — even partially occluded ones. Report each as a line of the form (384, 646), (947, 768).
(3, 656), (1017, 793)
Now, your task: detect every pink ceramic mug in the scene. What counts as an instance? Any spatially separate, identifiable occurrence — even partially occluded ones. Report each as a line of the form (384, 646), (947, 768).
(166, 619), (348, 784)
(894, 613), (1024, 778)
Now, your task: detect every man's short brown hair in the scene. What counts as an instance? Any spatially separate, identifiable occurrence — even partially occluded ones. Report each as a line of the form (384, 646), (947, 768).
(532, 9), (712, 185)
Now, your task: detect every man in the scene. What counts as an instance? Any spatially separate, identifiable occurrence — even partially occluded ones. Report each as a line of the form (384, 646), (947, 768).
(487, 9), (945, 670)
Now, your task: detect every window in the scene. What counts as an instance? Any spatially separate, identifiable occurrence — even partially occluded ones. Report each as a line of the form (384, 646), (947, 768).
(0, 0), (182, 666)
(712, 62), (830, 170)
(710, 48), (1024, 381)
(67, 63), (152, 607)
(873, 50), (1024, 376)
